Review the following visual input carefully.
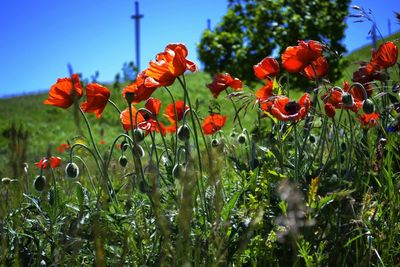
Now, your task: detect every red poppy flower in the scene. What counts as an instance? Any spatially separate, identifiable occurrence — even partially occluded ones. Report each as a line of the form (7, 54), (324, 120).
(44, 73), (83, 108)
(207, 73), (242, 98)
(35, 156), (62, 169)
(321, 82), (364, 113)
(122, 71), (158, 104)
(357, 113), (379, 128)
(202, 114), (227, 135)
(324, 103), (336, 118)
(281, 40), (324, 73)
(301, 56), (329, 80)
(145, 43), (197, 87)
(269, 93), (311, 121)
(80, 83), (110, 118)
(138, 98), (166, 136)
(371, 41), (398, 69)
(254, 57), (280, 79)
(255, 79), (274, 101)
(57, 143), (70, 153)
(164, 100), (189, 123)
(99, 140), (106, 145)
(120, 106), (145, 131)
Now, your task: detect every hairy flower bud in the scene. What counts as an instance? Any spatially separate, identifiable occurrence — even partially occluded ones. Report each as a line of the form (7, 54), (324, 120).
(341, 92), (354, 107)
(172, 163), (185, 178)
(1, 177), (12, 185)
(362, 99), (375, 114)
(177, 125), (190, 141)
(133, 128), (145, 143)
(211, 138), (220, 147)
(120, 140), (129, 151)
(65, 162), (79, 179)
(237, 133), (247, 144)
(132, 144), (145, 158)
(34, 175), (47, 192)
(119, 155), (128, 167)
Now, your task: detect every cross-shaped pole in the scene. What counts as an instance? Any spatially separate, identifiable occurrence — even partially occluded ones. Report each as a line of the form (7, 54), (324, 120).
(131, 1), (143, 72)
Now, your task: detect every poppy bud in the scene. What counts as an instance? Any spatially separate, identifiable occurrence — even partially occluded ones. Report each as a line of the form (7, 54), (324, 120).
(362, 99), (375, 114)
(177, 125), (190, 141)
(230, 131), (237, 138)
(133, 128), (145, 143)
(340, 142), (346, 152)
(172, 163), (185, 178)
(34, 175), (47, 192)
(211, 139), (220, 147)
(65, 162), (79, 179)
(119, 155), (128, 167)
(342, 92), (354, 107)
(237, 133), (247, 144)
(1, 177), (11, 185)
(138, 180), (149, 194)
(121, 140), (129, 151)
(309, 135), (316, 143)
(132, 144), (145, 158)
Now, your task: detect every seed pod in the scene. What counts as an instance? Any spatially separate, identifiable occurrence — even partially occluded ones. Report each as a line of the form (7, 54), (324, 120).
(65, 162), (79, 179)
(237, 133), (247, 144)
(133, 128), (145, 143)
(362, 99), (375, 114)
(172, 163), (185, 179)
(119, 155), (128, 167)
(177, 125), (190, 141)
(341, 92), (354, 107)
(34, 175), (47, 192)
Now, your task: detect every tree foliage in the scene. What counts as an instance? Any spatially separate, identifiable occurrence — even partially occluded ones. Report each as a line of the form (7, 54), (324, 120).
(198, 0), (351, 87)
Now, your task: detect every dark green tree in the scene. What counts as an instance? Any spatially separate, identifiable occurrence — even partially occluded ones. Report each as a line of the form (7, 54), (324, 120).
(198, 0), (350, 88)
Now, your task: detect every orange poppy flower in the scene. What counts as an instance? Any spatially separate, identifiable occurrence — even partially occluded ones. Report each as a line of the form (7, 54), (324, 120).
(57, 143), (70, 153)
(321, 82), (364, 113)
(324, 103), (336, 118)
(255, 79), (274, 101)
(80, 83), (110, 118)
(270, 93), (311, 121)
(357, 112), (379, 128)
(44, 73), (83, 108)
(301, 56), (329, 80)
(254, 57), (280, 79)
(281, 40), (324, 73)
(137, 98), (166, 136)
(164, 100), (189, 123)
(120, 106), (145, 131)
(35, 156), (62, 169)
(202, 114), (227, 135)
(122, 71), (158, 104)
(207, 73), (243, 98)
(371, 41), (398, 69)
(145, 43), (197, 87)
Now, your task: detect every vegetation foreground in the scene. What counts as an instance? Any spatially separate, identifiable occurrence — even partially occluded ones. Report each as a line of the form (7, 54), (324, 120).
(1, 22), (400, 267)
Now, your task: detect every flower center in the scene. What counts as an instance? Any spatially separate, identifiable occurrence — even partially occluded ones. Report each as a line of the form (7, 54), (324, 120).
(284, 101), (301, 115)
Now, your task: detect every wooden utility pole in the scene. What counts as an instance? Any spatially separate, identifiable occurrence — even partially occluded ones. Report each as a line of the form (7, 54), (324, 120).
(131, 1), (143, 72)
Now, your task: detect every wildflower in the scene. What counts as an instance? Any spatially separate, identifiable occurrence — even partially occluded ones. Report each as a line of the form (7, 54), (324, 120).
(254, 57), (280, 79)
(145, 43), (197, 87)
(80, 83), (110, 118)
(120, 106), (145, 131)
(371, 41), (398, 70)
(138, 98), (167, 136)
(57, 143), (70, 153)
(281, 40), (324, 73)
(44, 73), (83, 108)
(357, 112), (379, 128)
(300, 56), (329, 80)
(207, 73), (242, 98)
(122, 71), (158, 104)
(269, 93), (311, 121)
(321, 82), (363, 113)
(164, 100), (189, 133)
(202, 114), (227, 135)
(324, 103), (336, 118)
(35, 156), (62, 170)
(255, 79), (274, 101)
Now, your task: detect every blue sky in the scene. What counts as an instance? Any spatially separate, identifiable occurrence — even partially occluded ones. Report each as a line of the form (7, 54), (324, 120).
(0, 0), (399, 97)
